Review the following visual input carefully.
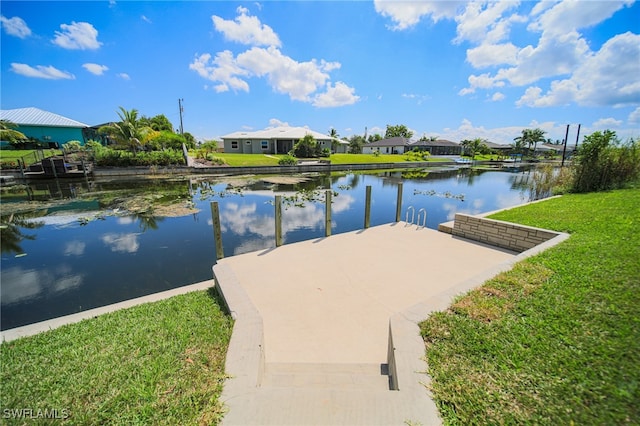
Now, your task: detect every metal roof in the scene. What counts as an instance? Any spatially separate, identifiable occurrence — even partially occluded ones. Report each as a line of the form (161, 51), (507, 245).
(411, 139), (459, 147)
(0, 107), (89, 128)
(221, 126), (346, 144)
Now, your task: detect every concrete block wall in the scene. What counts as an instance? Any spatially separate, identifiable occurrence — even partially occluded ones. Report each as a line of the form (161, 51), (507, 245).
(452, 213), (559, 253)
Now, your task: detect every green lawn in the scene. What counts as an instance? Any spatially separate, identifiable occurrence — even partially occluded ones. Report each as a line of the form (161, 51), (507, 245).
(212, 152), (449, 167)
(0, 149), (61, 167)
(0, 289), (233, 425)
(421, 187), (640, 425)
(213, 153), (284, 166)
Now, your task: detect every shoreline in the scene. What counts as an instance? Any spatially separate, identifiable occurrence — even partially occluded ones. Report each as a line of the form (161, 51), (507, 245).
(1, 159), (554, 180)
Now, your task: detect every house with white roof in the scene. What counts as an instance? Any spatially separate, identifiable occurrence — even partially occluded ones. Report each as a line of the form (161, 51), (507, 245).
(220, 126), (348, 154)
(361, 137), (411, 154)
(0, 107), (90, 148)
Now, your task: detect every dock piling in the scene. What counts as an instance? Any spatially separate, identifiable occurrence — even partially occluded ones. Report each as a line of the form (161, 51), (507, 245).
(325, 190), (332, 237)
(210, 201), (224, 260)
(395, 183), (403, 222)
(275, 195), (283, 247)
(364, 185), (372, 229)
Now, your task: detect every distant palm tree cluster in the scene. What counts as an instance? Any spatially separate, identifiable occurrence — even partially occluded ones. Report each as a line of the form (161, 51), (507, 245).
(98, 107), (196, 152)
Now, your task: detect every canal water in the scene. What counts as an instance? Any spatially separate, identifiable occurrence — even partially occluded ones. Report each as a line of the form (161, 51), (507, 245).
(1, 166), (537, 330)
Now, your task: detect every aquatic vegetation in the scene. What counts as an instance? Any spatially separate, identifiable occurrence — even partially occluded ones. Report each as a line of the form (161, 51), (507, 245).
(266, 188), (339, 209)
(413, 189), (465, 201)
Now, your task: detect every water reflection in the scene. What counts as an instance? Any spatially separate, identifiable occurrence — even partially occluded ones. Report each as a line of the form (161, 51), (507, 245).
(1, 265), (84, 305)
(101, 233), (141, 253)
(1, 167), (544, 329)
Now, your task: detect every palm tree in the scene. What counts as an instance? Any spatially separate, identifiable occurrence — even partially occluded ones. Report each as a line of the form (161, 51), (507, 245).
(460, 138), (487, 161)
(98, 107), (152, 152)
(328, 128), (339, 152)
(514, 128), (546, 156)
(0, 119), (27, 145)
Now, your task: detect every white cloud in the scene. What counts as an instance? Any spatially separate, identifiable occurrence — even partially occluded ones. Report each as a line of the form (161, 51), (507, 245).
(516, 32), (640, 108)
(141, 15), (152, 24)
(191, 9), (358, 108)
(528, 0), (634, 36)
(453, 1), (522, 45)
(192, 9), (358, 105)
(0, 15), (31, 38)
(497, 31), (590, 86)
(374, 0), (462, 30)
(212, 6), (280, 47)
(10, 63), (75, 80)
(269, 118), (289, 127)
(313, 82), (360, 107)
(53, 21), (101, 50)
(629, 107), (640, 125)
(236, 46), (342, 101)
(491, 92), (505, 102)
(117, 72), (130, 80)
(466, 42), (519, 68)
(459, 72), (504, 95)
(189, 51), (250, 93)
(82, 63), (109, 75)
(592, 118), (622, 129)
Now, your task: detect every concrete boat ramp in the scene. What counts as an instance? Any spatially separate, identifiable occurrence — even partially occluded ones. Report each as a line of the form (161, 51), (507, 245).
(213, 217), (568, 425)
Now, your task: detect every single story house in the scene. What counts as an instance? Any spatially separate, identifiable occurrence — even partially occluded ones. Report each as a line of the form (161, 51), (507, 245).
(540, 143), (577, 155)
(362, 137), (411, 154)
(483, 141), (512, 153)
(410, 139), (462, 155)
(0, 107), (90, 148)
(220, 126), (348, 154)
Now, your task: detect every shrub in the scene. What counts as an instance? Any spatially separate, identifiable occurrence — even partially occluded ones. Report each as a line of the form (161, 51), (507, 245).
(94, 147), (186, 167)
(572, 130), (640, 192)
(278, 155), (297, 166)
(207, 155), (227, 165)
(63, 140), (83, 153)
(292, 134), (321, 158)
(146, 131), (187, 151)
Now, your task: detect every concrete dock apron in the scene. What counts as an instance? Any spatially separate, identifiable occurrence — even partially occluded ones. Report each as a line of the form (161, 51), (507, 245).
(213, 222), (562, 425)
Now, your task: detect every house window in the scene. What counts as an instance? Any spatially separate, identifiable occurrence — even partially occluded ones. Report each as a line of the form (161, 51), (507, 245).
(245, 140), (251, 145)
(261, 140), (269, 150)
(231, 141), (238, 149)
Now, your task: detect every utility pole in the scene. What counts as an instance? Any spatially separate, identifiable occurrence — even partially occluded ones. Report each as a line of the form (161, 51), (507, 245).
(561, 124), (570, 167)
(574, 124), (581, 152)
(178, 98), (184, 135)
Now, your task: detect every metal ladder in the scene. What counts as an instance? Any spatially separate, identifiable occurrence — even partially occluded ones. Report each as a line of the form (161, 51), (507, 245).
(405, 206), (427, 228)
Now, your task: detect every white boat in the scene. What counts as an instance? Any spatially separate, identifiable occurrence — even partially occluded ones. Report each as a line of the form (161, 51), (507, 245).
(455, 158), (472, 164)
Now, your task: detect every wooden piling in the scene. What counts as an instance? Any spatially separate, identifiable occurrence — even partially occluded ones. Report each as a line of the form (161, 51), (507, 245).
(275, 195), (283, 247)
(364, 185), (372, 229)
(325, 190), (332, 237)
(210, 202), (224, 260)
(395, 183), (403, 222)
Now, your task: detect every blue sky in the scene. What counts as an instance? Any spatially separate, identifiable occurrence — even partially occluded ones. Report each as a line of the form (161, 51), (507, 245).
(1, 0), (639, 145)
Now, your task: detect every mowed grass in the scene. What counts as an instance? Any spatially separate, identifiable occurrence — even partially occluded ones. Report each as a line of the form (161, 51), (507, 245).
(214, 152), (448, 167)
(0, 289), (233, 425)
(421, 187), (640, 425)
(213, 153), (284, 166)
(0, 149), (61, 166)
